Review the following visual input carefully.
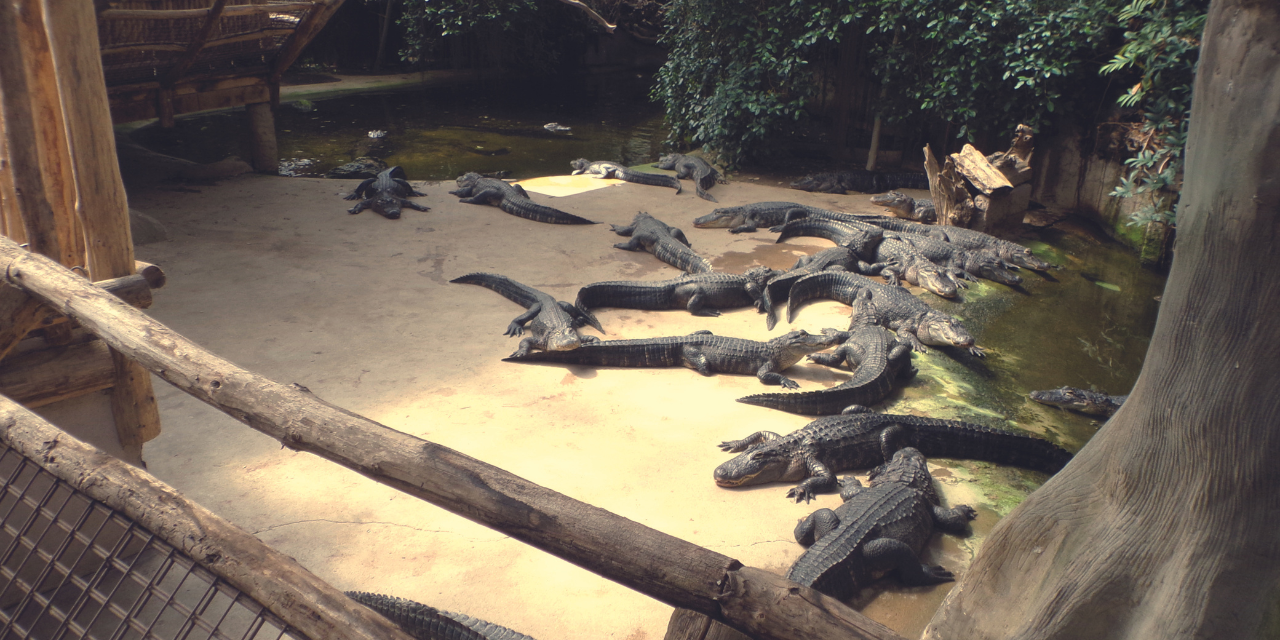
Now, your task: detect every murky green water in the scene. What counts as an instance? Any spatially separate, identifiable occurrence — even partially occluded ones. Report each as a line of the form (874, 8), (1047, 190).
(129, 72), (669, 180)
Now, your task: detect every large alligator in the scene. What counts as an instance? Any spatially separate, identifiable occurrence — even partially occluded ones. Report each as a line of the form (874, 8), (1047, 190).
(503, 329), (841, 388)
(713, 411), (1073, 501)
(451, 273), (600, 357)
(693, 201), (822, 234)
(790, 170), (931, 195)
(890, 232), (1023, 286)
(760, 246), (861, 329)
(344, 166), (429, 219)
(867, 236), (962, 299)
(854, 207), (1055, 270)
(870, 191), (938, 223)
(570, 158), (683, 193)
(737, 291), (914, 415)
(787, 271), (981, 355)
(1030, 386), (1127, 417)
(785, 448), (977, 600)
(347, 591), (537, 640)
(574, 267), (777, 326)
(655, 153), (724, 202)
(450, 172), (597, 225)
(773, 217), (884, 258)
(611, 211), (714, 274)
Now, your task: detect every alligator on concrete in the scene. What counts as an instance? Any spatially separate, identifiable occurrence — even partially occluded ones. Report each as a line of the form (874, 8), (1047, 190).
(344, 166), (429, 219)
(574, 267), (777, 326)
(855, 212), (1056, 271)
(870, 191), (938, 223)
(451, 272), (600, 357)
(790, 170), (931, 195)
(503, 329), (842, 388)
(785, 448), (977, 600)
(760, 246), (861, 330)
(737, 291), (914, 415)
(773, 217), (885, 259)
(611, 211), (714, 274)
(693, 202), (820, 234)
(656, 153), (724, 202)
(865, 235), (962, 299)
(1030, 386), (1127, 417)
(787, 271), (982, 355)
(570, 158), (683, 193)
(347, 591), (537, 640)
(713, 411), (1072, 502)
(889, 232), (1023, 286)
(450, 172), (597, 225)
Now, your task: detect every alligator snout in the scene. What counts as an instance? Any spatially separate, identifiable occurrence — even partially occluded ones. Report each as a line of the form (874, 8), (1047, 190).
(546, 332), (583, 351)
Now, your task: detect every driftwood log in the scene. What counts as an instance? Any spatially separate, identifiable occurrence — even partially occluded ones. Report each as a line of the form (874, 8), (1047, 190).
(923, 145), (975, 227)
(0, 235), (904, 640)
(952, 144), (1012, 197)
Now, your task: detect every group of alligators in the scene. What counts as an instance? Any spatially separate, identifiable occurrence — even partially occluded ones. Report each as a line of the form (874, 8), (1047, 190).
(338, 154), (1126, 638)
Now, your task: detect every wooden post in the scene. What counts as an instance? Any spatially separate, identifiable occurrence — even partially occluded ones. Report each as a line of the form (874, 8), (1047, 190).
(245, 102), (279, 174)
(0, 396), (420, 640)
(0, 236), (905, 640)
(0, 338), (116, 407)
(42, 0), (162, 453)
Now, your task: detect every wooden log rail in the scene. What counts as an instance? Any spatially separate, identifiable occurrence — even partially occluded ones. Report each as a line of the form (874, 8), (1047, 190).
(0, 236), (906, 640)
(0, 394), (419, 640)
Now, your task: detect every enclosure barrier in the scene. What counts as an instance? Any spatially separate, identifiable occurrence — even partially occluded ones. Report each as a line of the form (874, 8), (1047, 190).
(0, 236), (906, 640)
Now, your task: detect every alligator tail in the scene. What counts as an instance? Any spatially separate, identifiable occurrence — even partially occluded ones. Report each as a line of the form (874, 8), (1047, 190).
(499, 197), (597, 225)
(652, 242), (714, 274)
(450, 272), (542, 309)
(736, 386), (878, 416)
(910, 420), (1074, 474)
(346, 591), (536, 640)
(620, 169), (683, 193)
(786, 271), (862, 323)
(575, 280), (675, 314)
(504, 339), (683, 367)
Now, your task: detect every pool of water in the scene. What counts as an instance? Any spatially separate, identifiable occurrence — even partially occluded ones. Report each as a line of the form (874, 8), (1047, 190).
(128, 72), (670, 181)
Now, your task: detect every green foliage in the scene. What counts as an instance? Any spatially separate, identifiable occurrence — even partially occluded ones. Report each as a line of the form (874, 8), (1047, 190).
(396, 0), (583, 72)
(1101, 0), (1207, 228)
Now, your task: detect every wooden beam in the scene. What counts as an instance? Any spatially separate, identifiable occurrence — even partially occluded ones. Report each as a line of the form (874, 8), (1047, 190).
(270, 0), (345, 83)
(0, 337), (114, 407)
(161, 0), (228, 87)
(0, 270), (160, 361)
(99, 3), (316, 20)
(101, 30), (296, 56)
(0, 235), (906, 640)
(0, 395), (421, 640)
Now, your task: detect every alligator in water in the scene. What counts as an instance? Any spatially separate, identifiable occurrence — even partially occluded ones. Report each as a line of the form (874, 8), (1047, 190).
(738, 291), (914, 415)
(853, 205), (1056, 271)
(344, 166), (429, 219)
(574, 267), (777, 326)
(787, 270), (982, 355)
(611, 211), (714, 274)
(760, 246), (861, 330)
(1030, 386), (1127, 417)
(347, 591), (537, 640)
(570, 159), (682, 193)
(790, 170), (931, 195)
(655, 153), (724, 202)
(713, 411), (1072, 501)
(451, 273), (600, 357)
(870, 191), (938, 223)
(889, 232), (1023, 286)
(504, 329), (841, 388)
(785, 448), (977, 600)
(450, 172), (597, 225)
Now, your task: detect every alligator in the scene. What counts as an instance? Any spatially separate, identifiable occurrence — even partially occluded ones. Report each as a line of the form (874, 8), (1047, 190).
(451, 273), (600, 357)
(347, 591), (537, 640)
(737, 291), (914, 415)
(1030, 386), (1127, 417)
(611, 211), (714, 274)
(344, 166), (429, 219)
(760, 246), (861, 330)
(786, 270), (982, 355)
(655, 153), (724, 202)
(784, 448), (977, 600)
(573, 267), (777, 326)
(693, 201), (820, 234)
(503, 329), (842, 388)
(854, 212), (1056, 270)
(570, 158), (683, 193)
(870, 191), (938, 223)
(790, 171), (931, 195)
(889, 232), (1023, 286)
(450, 172), (597, 225)
(865, 235), (962, 299)
(713, 411), (1073, 502)
(773, 217), (885, 258)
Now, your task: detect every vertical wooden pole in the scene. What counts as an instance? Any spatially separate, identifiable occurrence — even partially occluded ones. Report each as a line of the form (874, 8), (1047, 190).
(245, 102), (279, 174)
(42, 0), (161, 455)
(0, 119), (26, 245)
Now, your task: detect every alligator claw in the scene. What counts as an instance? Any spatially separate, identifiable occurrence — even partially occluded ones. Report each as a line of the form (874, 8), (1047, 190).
(786, 487), (815, 503)
(780, 379), (800, 390)
(957, 505), (979, 520)
(968, 345), (986, 357)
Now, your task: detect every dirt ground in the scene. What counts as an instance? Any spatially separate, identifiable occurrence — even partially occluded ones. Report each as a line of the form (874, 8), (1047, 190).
(126, 174), (994, 640)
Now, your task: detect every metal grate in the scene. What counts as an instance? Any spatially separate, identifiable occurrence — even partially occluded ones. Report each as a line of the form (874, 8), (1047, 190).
(0, 445), (309, 640)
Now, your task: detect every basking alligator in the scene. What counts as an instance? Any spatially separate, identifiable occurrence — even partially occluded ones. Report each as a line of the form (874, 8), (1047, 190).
(693, 201), (823, 234)
(344, 166), (429, 219)
(785, 448), (977, 600)
(787, 271), (981, 355)
(870, 191), (938, 223)
(451, 273), (600, 357)
(574, 267), (777, 326)
(773, 217), (885, 257)
(450, 172), (597, 225)
(890, 232), (1023, 286)
(570, 158), (683, 193)
(714, 411), (1072, 501)
(504, 329), (841, 388)
(855, 206), (1055, 270)
(738, 291), (914, 415)
(347, 591), (537, 640)
(611, 211), (714, 274)
(790, 170), (931, 195)
(867, 236), (962, 299)
(760, 246), (861, 330)
(1030, 386), (1127, 417)
(656, 153), (724, 202)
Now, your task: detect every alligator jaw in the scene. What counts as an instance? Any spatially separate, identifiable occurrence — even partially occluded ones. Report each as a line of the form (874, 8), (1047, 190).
(693, 209), (742, 229)
(916, 315), (974, 348)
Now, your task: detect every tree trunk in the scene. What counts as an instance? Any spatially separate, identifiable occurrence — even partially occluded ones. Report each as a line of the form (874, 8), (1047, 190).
(925, 1), (1280, 637)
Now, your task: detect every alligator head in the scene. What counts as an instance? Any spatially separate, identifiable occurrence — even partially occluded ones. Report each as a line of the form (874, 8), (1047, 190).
(655, 153), (679, 170)
(1029, 387), (1120, 416)
(693, 207), (748, 229)
(454, 172), (483, 189)
(714, 443), (807, 488)
(371, 195), (403, 220)
(870, 191), (914, 217)
(867, 447), (940, 503)
(1005, 247), (1055, 271)
(789, 175), (834, 192)
(769, 328), (844, 369)
(972, 255), (1024, 285)
(914, 313), (975, 349)
(569, 158), (591, 175)
(912, 265), (959, 298)
(544, 329), (584, 352)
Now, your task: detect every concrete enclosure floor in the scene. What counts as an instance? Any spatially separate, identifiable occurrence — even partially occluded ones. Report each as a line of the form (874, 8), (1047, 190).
(129, 174), (1012, 640)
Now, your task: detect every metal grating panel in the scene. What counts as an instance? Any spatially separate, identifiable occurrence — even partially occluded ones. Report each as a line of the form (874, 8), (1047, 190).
(0, 446), (308, 640)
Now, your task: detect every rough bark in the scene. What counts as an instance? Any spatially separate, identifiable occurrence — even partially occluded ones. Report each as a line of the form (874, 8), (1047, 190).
(926, 1), (1280, 637)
